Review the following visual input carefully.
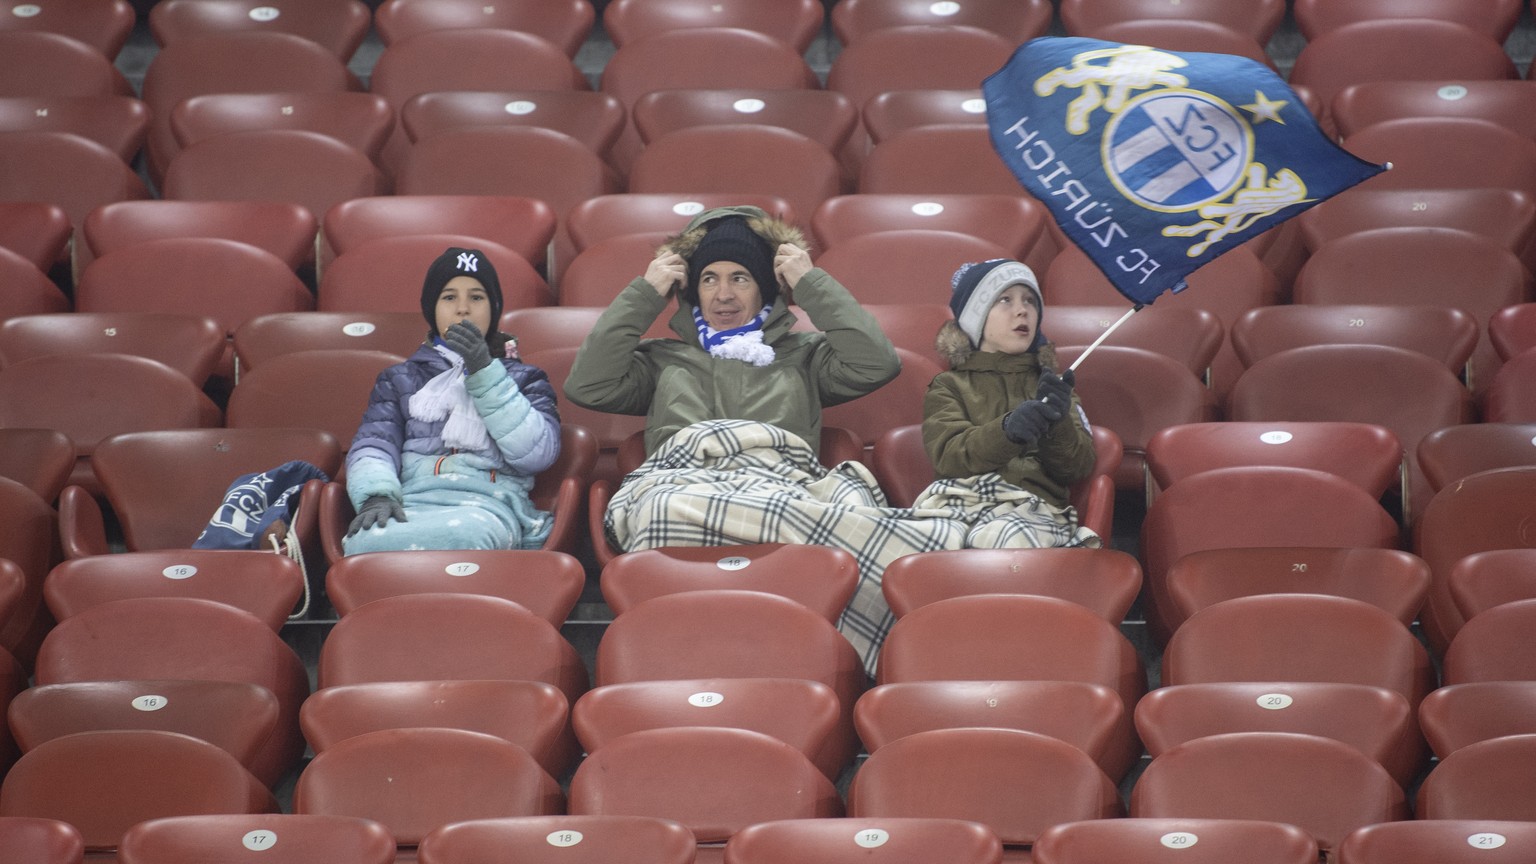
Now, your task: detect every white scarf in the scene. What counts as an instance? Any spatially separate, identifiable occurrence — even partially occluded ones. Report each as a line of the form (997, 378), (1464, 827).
(693, 305), (775, 366)
(408, 343), (494, 453)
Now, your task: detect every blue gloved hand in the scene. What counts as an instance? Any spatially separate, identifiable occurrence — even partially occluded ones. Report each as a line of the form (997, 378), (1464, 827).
(442, 320), (493, 374)
(347, 495), (406, 536)
(1003, 399), (1063, 446)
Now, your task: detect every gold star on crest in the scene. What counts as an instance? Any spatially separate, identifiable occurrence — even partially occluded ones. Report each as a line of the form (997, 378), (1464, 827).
(1241, 91), (1288, 125)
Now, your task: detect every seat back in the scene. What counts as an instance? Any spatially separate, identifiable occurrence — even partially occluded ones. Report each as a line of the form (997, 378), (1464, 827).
(0, 817), (84, 864)
(1442, 597), (1536, 685)
(83, 198), (318, 272)
(1420, 680), (1536, 760)
(293, 728), (564, 846)
(170, 91), (392, 162)
(316, 234), (552, 313)
(373, 0), (595, 56)
(419, 815), (696, 864)
(0, 31), (132, 98)
(0, 94), (149, 163)
(1448, 548), (1536, 623)
(1130, 731), (1408, 858)
(0, 0), (136, 57)
(880, 547), (1141, 623)
(0, 730), (278, 852)
(606, 0), (824, 52)
(1486, 348), (1536, 423)
(1293, 0), (1523, 41)
(1416, 734), (1536, 821)
(325, 550), (584, 625)
(148, 0), (373, 61)
(727, 817), (1003, 864)
(567, 192), (795, 253)
(1162, 594), (1435, 709)
(1033, 818), (1316, 864)
(0, 428), (74, 503)
(0, 312), (225, 386)
(1491, 303), (1536, 361)
(601, 543), (858, 622)
(847, 727), (1122, 848)
(816, 230), (1009, 306)
(44, 549), (305, 630)
(118, 813), (395, 864)
(0, 131), (149, 236)
(224, 349), (401, 448)
(1339, 819), (1536, 864)
(1059, 0), (1286, 42)
(1232, 304), (1481, 377)
(1146, 421), (1405, 503)
(234, 312), (427, 372)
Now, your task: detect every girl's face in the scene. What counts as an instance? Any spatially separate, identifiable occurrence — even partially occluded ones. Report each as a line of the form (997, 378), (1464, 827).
(435, 275), (493, 336)
(979, 284), (1040, 354)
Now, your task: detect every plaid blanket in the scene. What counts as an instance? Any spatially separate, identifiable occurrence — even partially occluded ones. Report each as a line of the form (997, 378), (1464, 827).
(606, 420), (1101, 676)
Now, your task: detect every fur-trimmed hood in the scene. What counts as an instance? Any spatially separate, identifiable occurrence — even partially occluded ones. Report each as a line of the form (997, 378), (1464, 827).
(657, 205), (810, 261)
(936, 319), (1060, 370)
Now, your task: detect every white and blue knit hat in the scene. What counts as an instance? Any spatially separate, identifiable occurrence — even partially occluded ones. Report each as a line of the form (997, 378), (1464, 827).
(949, 258), (1044, 349)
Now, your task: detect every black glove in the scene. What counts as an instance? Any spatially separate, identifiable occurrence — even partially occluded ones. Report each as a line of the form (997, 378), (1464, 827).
(1035, 369), (1075, 419)
(442, 321), (493, 374)
(347, 495), (406, 536)
(1003, 399), (1062, 446)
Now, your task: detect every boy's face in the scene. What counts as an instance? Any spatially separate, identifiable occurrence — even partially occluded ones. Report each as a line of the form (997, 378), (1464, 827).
(979, 284), (1039, 354)
(435, 275), (494, 337)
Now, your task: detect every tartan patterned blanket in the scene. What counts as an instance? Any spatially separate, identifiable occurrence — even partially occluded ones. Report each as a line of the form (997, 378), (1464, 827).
(605, 420), (1101, 676)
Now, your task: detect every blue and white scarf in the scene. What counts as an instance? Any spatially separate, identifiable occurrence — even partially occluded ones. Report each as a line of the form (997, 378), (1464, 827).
(692, 305), (775, 366)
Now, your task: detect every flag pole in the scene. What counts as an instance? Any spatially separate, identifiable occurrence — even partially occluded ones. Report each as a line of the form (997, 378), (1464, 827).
(1067, 304), (1143, 372)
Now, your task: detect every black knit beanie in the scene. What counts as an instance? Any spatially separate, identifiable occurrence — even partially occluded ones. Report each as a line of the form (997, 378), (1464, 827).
(420, 246), (503, 341)
(684, 217), (779, 308)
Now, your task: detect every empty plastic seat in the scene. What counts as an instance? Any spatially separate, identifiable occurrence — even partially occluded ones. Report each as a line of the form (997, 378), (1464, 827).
(1165, 546), (1429, 632)
(628, 126), (844, 236)
(0, 249), (69, 326)
(140, 31), (360, 185)
(0, 0), (135, 58)
(606, 0), (823, 53)
(395, 127), (619, 280)
(323, 194), (557, 276)
(1059, 0), (1286, 43)
(1491, 304), (1536, 361)
(1231, 305), (1480, 379)
(9, 679), (282, 779)
(369, 27), (590, 179)
(1342, 118), (1536, 202)
(1146, 421), (1405, 504)
(1420, 424), (1536, 494)
(1297, 187), (1536, 275)
(170, 92), (393, 166)
(601, 544), (857, 623)
(325, 549), (583, 625)
(1294, 0), (1523, 42)
(0, 354), (223, 495)
(0, 730), (279, 853)
(56, 426), (339, 560)
(33, 596), (312, 787)
(317, 234), (551, 313)
(567, 193), (795, 254)
(1332, 79), (1536, 142)
(1139, 466), (1401, 646)
(1130, 732), (1408, 859)
(1442, 596), (1536, 684)
(633, 88), (858, 183)
(569, 726), (842, 861)
(1076, 20), (1275, 70)
(880, 547), (1141, 623)
(0, 312), (225, 386)
(859, 88), (986, 146)
(317, 593), (589, 704)
(0, 817), (83, 864)
(1227, 344), (1475, 524)
(847, 727), (1123, 853)
(1486, 349), (1536, 423)
(401, 90), (625, 171)
(815, 229), (1010, 306)
(572, 677), (845, 778)
(117, 813), (395, 864)
(223, 349), (401, 449)
(556, 233), (674, 308)
(0, 428), (74, 504)
(83, 199), (318, 274)
(300, 679), (575, 780)
(1449, 548), (1536, 622)
(1414, 466), (1536, 656)
(0, 30), (133, 97)
(829, 27), (1018, 133)
(858, 125), (1020, 196)
(1050, 305), (1223, 383)
(1034, 818), (1316, 864)
(44, 550), (305, 630)
(1290, 20), (1517, 129)
(0, 131), (148, 236)
(420, 815), (696, 864)
(598, 27), (820, 177)
(1135, 681), (1424, 788)
(854, 679), (1134, 781)
(0, 94), (149, 164)
(0, 201), (70, 272)
(811, 194), (1049, 273)
(373, 0), (595, 56)
(1416, 734), (1536, 821)
(1162, 594), (1436, 709)
(232, 312), (427, 373)
(1420, 680), (1536, 761)
(1339, 819), (1536, 864)
(294, 728), (564, 848)
(150, 0), (371, 60)
(832, 0), (1050, 44)
(727, 817), (1003, 864)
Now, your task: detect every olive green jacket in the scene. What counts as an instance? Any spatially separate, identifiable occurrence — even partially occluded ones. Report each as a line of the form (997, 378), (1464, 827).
(564, 271), (901, 455)
(922, 346), (1097, 507)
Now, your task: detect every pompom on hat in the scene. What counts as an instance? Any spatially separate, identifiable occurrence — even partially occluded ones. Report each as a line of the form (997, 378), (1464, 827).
(684, 216), (779, 308)
(948, 258), (1044, 350)
(420, 246), (503, 340)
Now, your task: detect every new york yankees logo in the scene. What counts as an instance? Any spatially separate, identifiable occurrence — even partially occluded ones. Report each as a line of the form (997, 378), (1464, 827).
(456, 252), (479, 272)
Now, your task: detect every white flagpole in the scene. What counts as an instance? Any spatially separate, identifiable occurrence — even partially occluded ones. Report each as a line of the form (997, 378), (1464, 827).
(1067, 304), (1143, 372)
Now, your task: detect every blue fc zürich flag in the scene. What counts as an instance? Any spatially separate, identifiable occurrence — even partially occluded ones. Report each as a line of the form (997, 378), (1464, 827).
(984, 37), (1387, 305)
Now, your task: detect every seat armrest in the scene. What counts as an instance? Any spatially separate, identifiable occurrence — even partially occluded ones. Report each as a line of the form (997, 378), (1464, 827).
(57, 485), (109, 559)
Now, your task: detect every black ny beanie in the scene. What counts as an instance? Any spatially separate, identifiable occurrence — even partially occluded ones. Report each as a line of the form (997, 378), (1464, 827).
(420, 246), (503, 340)
(684, 217), (779, 308)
